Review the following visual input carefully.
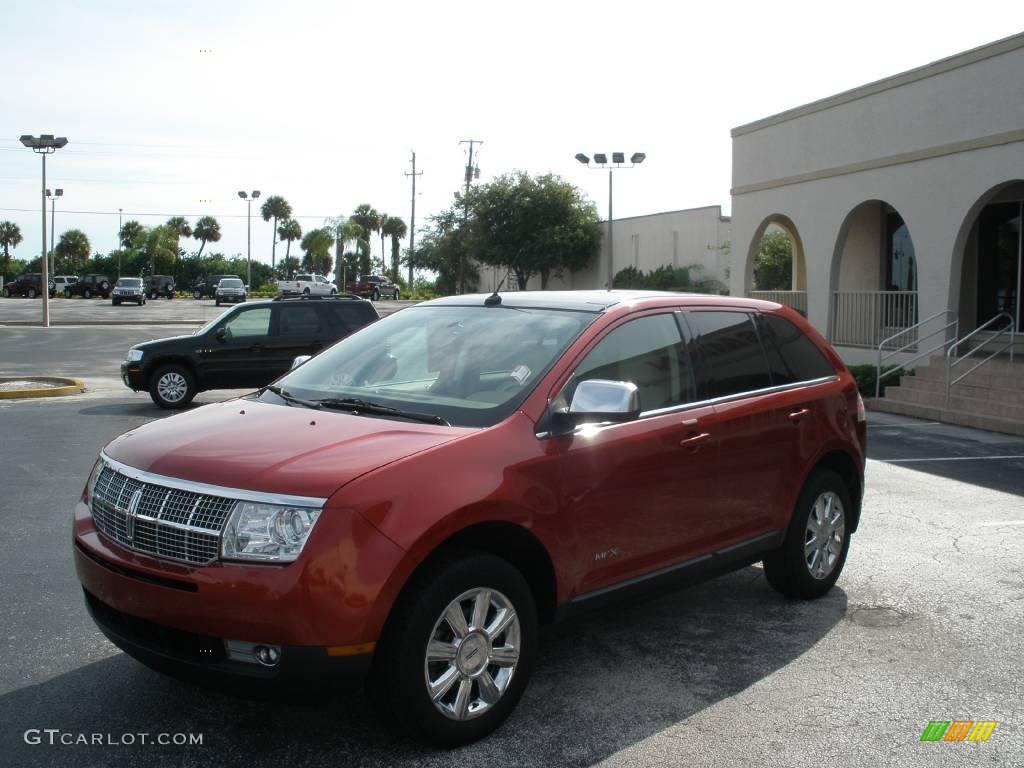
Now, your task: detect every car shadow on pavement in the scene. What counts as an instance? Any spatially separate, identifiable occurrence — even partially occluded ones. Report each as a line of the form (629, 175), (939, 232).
(0, 568), (846, 768)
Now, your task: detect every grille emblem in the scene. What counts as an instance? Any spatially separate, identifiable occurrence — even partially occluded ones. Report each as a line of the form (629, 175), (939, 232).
(124, 489), (143, 541)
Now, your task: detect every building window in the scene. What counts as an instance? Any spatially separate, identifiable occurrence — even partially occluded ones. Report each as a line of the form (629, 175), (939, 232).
(976, 201), (1022, 328)
(885, 213), (916, 292)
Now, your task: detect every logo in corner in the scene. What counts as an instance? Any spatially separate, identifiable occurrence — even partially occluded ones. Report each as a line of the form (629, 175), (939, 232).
(920, 720), (997, 742)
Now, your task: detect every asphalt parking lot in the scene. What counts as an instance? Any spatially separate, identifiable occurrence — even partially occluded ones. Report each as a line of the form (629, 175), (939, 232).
(0, 315), (1021, 767)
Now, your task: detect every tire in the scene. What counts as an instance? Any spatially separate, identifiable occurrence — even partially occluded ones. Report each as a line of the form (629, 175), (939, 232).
(112, 299), (120, 306)
(2, 287), (10, 298)
(303, 287), (310, 296)
(330, 289), (337, 296)
(372, 289), (380, 301)
(193, 289), (202, 300)
(394, 289), (400, 300)
(371, 551), (537, 747)
(99, 280), (110, 292)
(215, 299), (221, 307)
(27, 288), (37, 299)
(83, 288), (92, 299)
(139, 298), (145, 306)
(64, 288), (72, 298)
(149, 289), (158, 300)
(763, 469), (852, 600)
(148, 364), (196, 409)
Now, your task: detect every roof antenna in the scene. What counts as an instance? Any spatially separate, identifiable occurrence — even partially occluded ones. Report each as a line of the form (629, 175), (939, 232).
(484, 275), (506, 306)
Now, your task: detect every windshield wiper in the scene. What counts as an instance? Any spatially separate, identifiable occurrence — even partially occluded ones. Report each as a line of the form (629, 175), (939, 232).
(264, 384), (321, 409)
(314, 397), (450, 426)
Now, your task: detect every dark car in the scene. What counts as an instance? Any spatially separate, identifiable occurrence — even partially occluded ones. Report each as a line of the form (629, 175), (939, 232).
(214, 277), (247, 306)
(346, 274), (400, 300)
(66, 274), (112, 299)
(111, 277), (146, 306)
(145, 275), (175, 300)
(2, 273), (55, 298)
(121, 295), (380, 408)
(192, 274), (239, 299)
(82, 291), (866, 746)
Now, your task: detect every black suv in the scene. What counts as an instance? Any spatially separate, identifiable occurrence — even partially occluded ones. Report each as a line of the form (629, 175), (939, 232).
(66, 274), (112, 299)
(145, 275), (175, 300)
(3, 273), (55, 298)
(121, 295), (380, 408)
(192, 274), (239, 299)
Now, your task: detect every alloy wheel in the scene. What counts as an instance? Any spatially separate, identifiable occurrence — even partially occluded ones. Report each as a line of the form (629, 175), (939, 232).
(157, 371), (188, 404)
(804, 491), (845, 579)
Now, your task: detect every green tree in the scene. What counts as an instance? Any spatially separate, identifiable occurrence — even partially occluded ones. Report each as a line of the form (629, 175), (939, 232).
(165, 216), (192, 255)
(350, 204), (381, 273)
(193, 216), (222, 258)
(260, 195), (292, 271)
(470, 171), (601, 289)
(753, 230), (793, 290)
(142, 225), (180, 274)
(278, 218), (303, 276)
(300, 227), (335, 275)
(381, 215), (407, 280)
(119, 220), (146, 250)
(0, 220), (23, 275)
(54, 229), (92, 268)
(408, 206), (478, 295)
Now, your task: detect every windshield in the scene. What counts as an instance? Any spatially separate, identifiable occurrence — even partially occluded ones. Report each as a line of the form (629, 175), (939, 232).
(266, 305), (595, 428)
(220, 279), (243, 288)
(116, 278), (141, 287)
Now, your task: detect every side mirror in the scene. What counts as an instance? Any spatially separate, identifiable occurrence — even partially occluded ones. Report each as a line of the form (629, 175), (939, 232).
(549, 379), (640, 435)
(290, 355), (312, 370)
(215, 327), (227, 342)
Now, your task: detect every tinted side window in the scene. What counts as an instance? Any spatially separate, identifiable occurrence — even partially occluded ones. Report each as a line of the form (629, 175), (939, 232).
(684, 311), (771, 399)
(278, 305), (322, 336)
(329, 303), (377, 334)
(563, 314), (694, 412)
(757, 314), (836, 384)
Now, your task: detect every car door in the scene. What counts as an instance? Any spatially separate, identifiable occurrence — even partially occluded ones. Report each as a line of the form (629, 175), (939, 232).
(197, 305), (273, 389)
(555, 312), (724, 594)
(263, 303), (325, 378)
(681, 310), (810, 546)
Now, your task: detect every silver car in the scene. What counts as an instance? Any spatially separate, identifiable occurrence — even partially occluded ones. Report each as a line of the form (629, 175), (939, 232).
(215, 277), (247, 306)
(111, 277), (146, 306)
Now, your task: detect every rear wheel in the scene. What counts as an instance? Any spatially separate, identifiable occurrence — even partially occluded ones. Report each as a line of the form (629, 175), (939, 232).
(64, 288), (72, 298)
(27, 288), (37, 299)
(149, 365), (196, 409)
(371, 551), (537, 747)
(83, 288), (92, 299)
(149, 289), (158, 300)
(394, 288), (401, 300)
(112, 299), (120, 306)
(2, 287), (10, 298)
(763, 469), (852, 599)
(372, 288), (380, 301)
(193, 289), (202, 300)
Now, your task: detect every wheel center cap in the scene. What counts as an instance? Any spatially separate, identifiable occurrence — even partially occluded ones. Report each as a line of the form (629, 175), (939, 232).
(456, 632), (489, 677)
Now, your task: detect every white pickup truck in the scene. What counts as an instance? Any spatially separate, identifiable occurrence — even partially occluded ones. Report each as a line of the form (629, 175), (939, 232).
(276, 273), (338, 296)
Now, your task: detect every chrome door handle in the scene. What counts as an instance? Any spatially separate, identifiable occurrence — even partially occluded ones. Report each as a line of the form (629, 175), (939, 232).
(788, 408), (810, 423)
(680, 432), (711, 447)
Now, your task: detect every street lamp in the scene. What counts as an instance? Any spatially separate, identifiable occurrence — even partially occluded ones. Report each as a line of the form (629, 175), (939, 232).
(575, 150), (646, 288)
(46, 188), (63, 276)
(20, 134), (69, 327)
(117, 208), (123, 277)
(238, 190), (261, 289)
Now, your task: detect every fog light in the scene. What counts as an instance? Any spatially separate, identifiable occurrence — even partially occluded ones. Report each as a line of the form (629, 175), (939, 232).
(255, 645), (281, 667)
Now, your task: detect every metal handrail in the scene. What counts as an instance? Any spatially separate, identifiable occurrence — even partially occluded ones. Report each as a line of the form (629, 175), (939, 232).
(945, 312), (1016, 407)
(875, 310), (958, 398)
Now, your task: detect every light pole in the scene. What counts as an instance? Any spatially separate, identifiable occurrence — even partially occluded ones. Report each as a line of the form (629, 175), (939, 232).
(238, 190), (261, 289)
(46, 188), (63, 275)
(575, 151), (646, 288)
(117, 208), (123, 277)
(20, 134), (68, 327)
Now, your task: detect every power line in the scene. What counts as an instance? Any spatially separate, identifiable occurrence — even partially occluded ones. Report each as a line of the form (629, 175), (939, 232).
(0, 207), (342, 220)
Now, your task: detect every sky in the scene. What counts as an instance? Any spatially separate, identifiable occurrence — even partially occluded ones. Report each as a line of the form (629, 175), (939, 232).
(2, 0), (1022, 268)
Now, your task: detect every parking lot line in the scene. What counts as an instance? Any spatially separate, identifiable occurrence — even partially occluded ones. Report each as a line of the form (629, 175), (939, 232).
(885, 454), (1024, 463)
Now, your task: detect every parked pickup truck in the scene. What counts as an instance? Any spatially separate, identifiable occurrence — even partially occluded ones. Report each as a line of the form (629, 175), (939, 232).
(277, 274), (337, 296)
(346, 274), (400, 300)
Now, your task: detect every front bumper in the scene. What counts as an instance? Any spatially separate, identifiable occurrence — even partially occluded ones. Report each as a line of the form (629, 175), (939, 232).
(216, 292), (246, 303)
(120, 361), (145, 391)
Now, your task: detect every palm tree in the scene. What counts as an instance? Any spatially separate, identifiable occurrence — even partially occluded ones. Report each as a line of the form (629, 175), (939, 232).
(0, 220), (23, 275)
(278, 219), (302, 278)
(382, 215), (408, 280)
(193, 216), (221, 257)
(260, 196), (292, 271)
(119, 220), (146, 250)
(165, 216), (192, 255)
(300, 227), (335, 276)
(350, 204), (381, 263)
(143, 225), (179, 274)
(54, 229), (91, 268)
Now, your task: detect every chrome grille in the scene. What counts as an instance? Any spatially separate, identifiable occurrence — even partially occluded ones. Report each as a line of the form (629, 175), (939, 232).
(90, 464), (235, 564)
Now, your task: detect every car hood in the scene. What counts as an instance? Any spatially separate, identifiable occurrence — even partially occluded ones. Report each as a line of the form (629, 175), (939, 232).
(103, 398), (471, 499)
(132, 334), (201, 351)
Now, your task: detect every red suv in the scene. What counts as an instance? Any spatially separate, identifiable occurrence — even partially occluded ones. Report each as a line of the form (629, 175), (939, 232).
(73, 291), (865, 746)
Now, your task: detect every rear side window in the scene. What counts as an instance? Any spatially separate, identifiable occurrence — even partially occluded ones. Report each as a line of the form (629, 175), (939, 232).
(683, 311), (771, 399)
(278, 305), (322, 336)
(329, 303), (378, 334)
(756, 314), (836, 384)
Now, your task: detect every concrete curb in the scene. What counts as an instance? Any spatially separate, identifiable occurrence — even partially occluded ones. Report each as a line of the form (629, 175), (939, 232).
(0, 376), (87, 399)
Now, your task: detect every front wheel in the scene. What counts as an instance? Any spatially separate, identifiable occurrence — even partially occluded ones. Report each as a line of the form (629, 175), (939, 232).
(394, 289), (401, 300)
(763, 469), (852, 599)
(27, 288), (37, 299)
(2, 287), (10, 298)
(112, 299), (120, 306)
(372, 289), (380, 301)
(371, 551), (537, 747)
(149, 289), (158, 300)
(149, 364), (196, 409)
(193, 289), (202, 300)
(64, 288), (72, 298)
(83, 288), (92, 299)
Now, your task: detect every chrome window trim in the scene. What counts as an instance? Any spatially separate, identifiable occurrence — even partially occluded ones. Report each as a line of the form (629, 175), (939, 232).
(536, 374), (838, 439)
(98, 451), (327, 509)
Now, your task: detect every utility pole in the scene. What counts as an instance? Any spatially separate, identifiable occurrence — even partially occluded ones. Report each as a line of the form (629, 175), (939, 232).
(458, 139), (482, 294)
(405, 151), (423, 293)
(118, 208), (123, 277)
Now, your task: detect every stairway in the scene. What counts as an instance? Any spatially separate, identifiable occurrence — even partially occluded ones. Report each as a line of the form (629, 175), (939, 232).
(870, 349), (1024, 436)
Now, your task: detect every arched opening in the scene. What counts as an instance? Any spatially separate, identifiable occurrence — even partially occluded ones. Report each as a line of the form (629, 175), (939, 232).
(829, 200), (918, 347)
(745, 214), (807, 315)
(954, 180), (1024, 334)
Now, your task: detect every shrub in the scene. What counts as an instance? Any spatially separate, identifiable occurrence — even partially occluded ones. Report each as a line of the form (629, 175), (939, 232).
(847, 364), (914, 398)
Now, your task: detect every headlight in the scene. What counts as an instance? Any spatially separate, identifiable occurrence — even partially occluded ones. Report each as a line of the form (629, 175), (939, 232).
(126, 349), (144, 362)
(84, 457), (104, 504)
(221, 502), (322, 562)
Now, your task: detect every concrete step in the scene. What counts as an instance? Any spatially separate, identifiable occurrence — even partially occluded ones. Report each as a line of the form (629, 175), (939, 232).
(868, 398), (1024, 437)
(884, 386), (1024, 421)
(887, 376), (1024, 406)
(907, 364), (1022, 390)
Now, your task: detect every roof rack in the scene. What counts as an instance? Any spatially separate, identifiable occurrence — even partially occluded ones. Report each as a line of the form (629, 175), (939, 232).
(272, 293), (365, 302)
